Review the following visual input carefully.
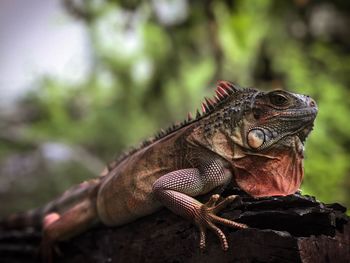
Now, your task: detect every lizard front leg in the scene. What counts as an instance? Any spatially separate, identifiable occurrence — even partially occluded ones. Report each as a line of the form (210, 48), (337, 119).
(152, 159), (248, 250)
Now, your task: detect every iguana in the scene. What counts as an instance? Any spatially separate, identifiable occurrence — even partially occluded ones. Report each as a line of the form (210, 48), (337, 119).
(1, 81), (318, 257)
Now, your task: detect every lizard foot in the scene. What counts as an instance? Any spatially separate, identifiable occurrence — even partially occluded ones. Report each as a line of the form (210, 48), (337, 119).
(40, 234), (54, 263)
(40, 236), (63, 263)
(195, 194), (248, 251)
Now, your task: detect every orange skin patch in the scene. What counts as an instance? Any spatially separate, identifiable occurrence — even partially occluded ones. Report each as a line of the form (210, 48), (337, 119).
(233, 145), (303, 197)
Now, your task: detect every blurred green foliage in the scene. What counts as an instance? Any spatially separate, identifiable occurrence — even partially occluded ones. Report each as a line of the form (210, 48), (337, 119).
(1, 0), (349, 214)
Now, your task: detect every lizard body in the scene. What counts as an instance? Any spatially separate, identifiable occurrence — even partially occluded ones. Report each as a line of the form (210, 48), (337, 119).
(1, 81), (318, 255)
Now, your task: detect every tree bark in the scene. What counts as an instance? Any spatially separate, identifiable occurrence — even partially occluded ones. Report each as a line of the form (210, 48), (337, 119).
(1, 192), (349, 263)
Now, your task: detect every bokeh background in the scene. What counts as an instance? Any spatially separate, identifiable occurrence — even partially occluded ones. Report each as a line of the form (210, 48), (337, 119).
(0, 0), (349, 216)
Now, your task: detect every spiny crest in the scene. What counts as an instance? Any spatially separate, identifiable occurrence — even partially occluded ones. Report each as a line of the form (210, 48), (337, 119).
(154, 80), (239, 139)
(107, 80), (241, 171)
(200, 80), (239, 114)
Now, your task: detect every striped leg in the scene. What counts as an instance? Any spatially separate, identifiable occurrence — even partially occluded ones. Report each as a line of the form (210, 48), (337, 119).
(152, 161), (248, 251)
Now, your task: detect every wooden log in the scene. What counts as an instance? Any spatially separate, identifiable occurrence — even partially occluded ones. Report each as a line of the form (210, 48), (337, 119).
(0, 192), (349, 263)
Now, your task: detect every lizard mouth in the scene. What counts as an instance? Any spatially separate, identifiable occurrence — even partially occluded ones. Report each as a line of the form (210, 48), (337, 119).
(297, 123), (314, 144)
(295, 108), (317, 143)
(276, 107), (318, 121)
(278, 107), (317, 144)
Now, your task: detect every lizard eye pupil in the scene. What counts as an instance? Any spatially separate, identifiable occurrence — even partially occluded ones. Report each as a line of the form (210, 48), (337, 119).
(270, 94), (288, 106)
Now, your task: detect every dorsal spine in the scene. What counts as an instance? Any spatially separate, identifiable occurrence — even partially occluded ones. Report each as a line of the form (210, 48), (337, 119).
(106, 81), (241, 172)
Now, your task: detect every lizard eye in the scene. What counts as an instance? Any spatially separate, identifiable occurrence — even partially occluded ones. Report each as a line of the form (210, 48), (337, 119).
(270, 93), (288, 107)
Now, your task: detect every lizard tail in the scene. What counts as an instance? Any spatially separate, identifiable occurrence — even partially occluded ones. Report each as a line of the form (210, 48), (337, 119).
(0, 178), (101, 230)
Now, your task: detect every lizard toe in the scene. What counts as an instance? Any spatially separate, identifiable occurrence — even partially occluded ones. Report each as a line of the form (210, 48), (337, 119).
(205, 194), (220, 207)
(194, 194), (248, 251)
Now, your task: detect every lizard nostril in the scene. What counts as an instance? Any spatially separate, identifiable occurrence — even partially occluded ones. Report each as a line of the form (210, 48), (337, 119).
(309, 99), (316, 107)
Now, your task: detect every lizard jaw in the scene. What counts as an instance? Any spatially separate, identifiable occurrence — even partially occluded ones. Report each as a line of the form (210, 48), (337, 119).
(297, 122), (315, 144)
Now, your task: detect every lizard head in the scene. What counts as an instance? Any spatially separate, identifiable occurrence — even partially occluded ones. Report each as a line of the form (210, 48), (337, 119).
(199, 81), (318, 151)
(237, 89), (318, 151)
(197, 81), (318, 197)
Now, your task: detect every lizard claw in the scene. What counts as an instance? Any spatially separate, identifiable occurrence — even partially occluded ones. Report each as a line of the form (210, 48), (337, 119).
(195, 194), (248, 251)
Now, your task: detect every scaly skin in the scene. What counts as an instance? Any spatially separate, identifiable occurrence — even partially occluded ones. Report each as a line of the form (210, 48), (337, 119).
(1, 81), (318, 257)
